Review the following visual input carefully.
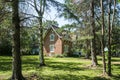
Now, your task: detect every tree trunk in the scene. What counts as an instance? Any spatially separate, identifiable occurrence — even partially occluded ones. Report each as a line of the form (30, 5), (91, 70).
(85, 40), (90, 59)
(90, 0), (98, 66)
(100, 0), (106, 75)
(39, 17), (45, 66)
(110, 0), (116, 57)
(108, 0), (116, 76)
(11, 0), (24, 80)
(85, 52), (90, 59)
(37, 0), (46, 66)
(111, 0), (116, 31)
(108, 0), (112, 76)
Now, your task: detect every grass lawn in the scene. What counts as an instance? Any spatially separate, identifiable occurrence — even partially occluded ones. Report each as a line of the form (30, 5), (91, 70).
(0, 55), (120, 80)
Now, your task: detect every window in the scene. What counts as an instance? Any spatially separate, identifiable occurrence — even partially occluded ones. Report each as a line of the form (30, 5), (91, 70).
(50, 34), (55, 41)
(50, 45), (54, 52)
(64, 45), (69, 53)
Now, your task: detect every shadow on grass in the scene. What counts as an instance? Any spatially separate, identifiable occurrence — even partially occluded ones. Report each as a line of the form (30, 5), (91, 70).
(46, 61), (85, 71)
(112, 58), (120, 62)
(112, 74), (120, 80)
(0, 56), (120, 80)
(0, 57), (12, 71)
(112, 64), (120, 70)
(97, 57), (120, 62)
(22, 58), (85, 72)
(28, 73), (109, 80)
(0, 61), (12, 71)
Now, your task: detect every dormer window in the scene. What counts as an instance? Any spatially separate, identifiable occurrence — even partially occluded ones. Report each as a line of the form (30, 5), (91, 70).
(50, 33), (55, 41)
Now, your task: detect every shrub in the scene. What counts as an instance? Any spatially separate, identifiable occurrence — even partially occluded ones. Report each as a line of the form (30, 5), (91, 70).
(63, 52), (68, 57)
(0, 43), (12, 56)
(54, 54), (64, 58)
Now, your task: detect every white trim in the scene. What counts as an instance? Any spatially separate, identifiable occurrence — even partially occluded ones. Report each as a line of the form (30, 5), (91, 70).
(49, 44), (54, 52)
(51, 26), (62, 38)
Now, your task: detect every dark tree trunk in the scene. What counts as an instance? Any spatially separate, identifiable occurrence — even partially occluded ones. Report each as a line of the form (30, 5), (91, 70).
(11, 0), (24, 80)
(90, 0), (98, 66)
(100, 0), (106, 75)
(39, 16), (45, 66)
(85, 40), (91, 59)
(108, 0), (112, 76)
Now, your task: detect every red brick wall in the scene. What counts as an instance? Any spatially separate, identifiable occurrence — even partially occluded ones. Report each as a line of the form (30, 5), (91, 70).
(55, 38), (63, 54)
(44, 29), (63, 56)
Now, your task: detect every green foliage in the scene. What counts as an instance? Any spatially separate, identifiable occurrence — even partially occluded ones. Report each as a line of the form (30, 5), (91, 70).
(59, 1), (81, 23)
(112, 26), (120, 54)
(0, 4), (12, 55)
(63, 52), (69, 57)
(20, 26), (41, 55)
(54, 54), (64, 58)
(43, 20), (58, 27)
(0, 41), (12, 55)
(49, 53), (68, 58)
(20, 27), (33, 55)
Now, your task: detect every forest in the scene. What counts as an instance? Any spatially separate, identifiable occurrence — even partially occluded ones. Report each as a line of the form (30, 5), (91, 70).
(0, 0), (120, 80)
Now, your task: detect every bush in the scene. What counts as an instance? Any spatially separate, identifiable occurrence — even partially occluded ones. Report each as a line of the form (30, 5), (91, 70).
(21, 49), (32, 55)
(54, 54), (64, 58)
(0, 44), (12, 56)
(69, 53), (79, 57)
(63, 52), (68, 57)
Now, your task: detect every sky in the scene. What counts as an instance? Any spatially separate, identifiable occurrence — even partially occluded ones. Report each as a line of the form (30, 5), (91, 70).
(43, 0), (71, 27)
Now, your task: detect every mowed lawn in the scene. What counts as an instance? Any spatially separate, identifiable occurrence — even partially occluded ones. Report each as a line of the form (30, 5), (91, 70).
(0, 55), (120, 80)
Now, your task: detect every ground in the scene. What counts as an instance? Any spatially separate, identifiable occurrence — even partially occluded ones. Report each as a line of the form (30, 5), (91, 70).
(0, 56), (120, 80)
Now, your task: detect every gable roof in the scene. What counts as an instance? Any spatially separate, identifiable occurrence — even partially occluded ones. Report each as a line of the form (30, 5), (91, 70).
(44, 25), (71, 40)
(51, 25), (62, 38)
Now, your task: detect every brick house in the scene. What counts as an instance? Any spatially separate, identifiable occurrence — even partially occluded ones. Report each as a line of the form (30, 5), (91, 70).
(44, 25), (72, 56)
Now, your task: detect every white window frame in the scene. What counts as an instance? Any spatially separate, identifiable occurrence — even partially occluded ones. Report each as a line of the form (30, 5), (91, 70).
(50, 44), (54, 52)
(50, 33), (55, 41)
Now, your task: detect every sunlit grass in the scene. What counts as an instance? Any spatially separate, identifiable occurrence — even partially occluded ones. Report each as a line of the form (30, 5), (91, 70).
(0, 55), (120, 80)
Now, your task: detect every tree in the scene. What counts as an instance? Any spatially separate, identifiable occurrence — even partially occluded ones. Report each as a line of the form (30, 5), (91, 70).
(0, 0), (9, 23)
(32, 0), (46, 66)
(60, 0), (100, 62)
(20, 27), (35, 55)
(0, 1), (12, 55)
(107, 0), (116, 76)
(90, 0), (98, 66)
(108, 0), (112, 76)
(11, 0), (24, 79)
(26, 0), (62, 66)
(0, 1), (5, 23)
(100, 0), (106, 75)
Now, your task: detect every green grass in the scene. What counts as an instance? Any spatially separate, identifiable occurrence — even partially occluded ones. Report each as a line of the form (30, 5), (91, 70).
(0, 56), (120, 80)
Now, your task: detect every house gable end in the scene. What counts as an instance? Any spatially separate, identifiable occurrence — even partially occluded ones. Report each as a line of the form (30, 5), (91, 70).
(44, 27), (62, 41)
